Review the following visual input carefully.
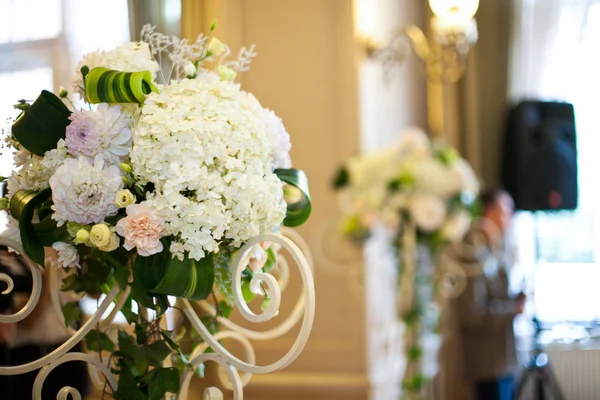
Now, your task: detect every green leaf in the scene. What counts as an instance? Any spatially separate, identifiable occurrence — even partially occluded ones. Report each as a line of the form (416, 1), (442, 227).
(113, 366), (147, 400)
(135, 322), (148, 346)
(132, 238), (171, 291)
(142, 367), (180, 400)
(61, 257), (111, 294)
(121, 296), (138, 324)
(34, 215), (68, 247)
(85, 330), (115, 352)
(332, 166), (350, 189)
(263, 248), (277, 273)
(145, 341), (171, 365)
(11, 90), (71, 156)
(241, 280), (256, 303)
(160, 330), (180, 351)
(218, 300), (233, 318)
(10, 189), (52, 266)
(152, 253), (214, 300)
(85, 67), (158, 104)
(274, 168), (312, 227)
(61, 302), (81, 328)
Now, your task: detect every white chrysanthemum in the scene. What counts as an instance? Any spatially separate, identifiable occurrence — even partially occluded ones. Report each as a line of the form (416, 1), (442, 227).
(50, 155), (123, 226)
(441, 210), (471, 241)
(66, 104), (132, 164)
(72, 42), (160, 98)
(52, 242), (80, 269)
(243, 92), (292, 169)
(131, 78), (286, 261)
(6, 140), (69, 198)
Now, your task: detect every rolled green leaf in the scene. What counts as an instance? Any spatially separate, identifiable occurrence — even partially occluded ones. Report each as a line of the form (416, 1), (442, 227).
(275, 168), (312, 227)
(151, 253), (214, 301)
(12, 90), (71, 156)
(9, 189), (53, 266)
(85, 67), (158, 104)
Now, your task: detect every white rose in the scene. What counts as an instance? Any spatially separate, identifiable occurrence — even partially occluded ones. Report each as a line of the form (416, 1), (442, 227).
(441, 210), (471, 241)
(408, 194), (447, 232)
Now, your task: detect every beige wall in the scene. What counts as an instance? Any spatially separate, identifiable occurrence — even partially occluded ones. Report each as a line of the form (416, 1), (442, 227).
(181, 1), (426, 398)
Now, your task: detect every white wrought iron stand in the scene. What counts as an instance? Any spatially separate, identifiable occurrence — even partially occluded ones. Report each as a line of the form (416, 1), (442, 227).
(0, 227), (316, 400)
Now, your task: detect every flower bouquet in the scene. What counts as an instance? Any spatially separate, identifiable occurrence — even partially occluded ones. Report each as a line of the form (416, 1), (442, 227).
(0, 23), (312, 400)
(333, 128), (478, 399)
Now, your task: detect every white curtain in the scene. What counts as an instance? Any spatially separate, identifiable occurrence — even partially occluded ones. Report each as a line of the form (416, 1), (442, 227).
(509, 0), (600, 326)
(509, 0), (593, 100)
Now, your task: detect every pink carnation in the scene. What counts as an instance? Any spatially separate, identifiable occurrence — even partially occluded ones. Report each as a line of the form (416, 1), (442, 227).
(116, 204), (165, 257)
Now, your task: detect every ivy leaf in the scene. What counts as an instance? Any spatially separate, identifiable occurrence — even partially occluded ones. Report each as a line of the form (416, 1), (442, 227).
(144, 341), (171, 365)
(121, 296), (138, 324)
(135, 321), (148, 346)
(61, 257), (111, 294)
(61, 302), (81, 328)
(142, 367), (180, 400)
(85, 330), (115, 352)
(113, 366), (147, 400)
(160, 330), (180, 351)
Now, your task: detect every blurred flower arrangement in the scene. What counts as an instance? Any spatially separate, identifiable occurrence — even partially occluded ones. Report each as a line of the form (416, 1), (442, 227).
(1, 22), (311, 399)
(333, 128), (478, 399)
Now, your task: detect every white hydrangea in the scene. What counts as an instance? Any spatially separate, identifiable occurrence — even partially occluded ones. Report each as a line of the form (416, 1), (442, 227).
(243, 92), (292, 169)
(6, 140), (69, 198)
(72, 42), (161, 98)
(131, 77), (286, 261)
(49, 155), (123, 226)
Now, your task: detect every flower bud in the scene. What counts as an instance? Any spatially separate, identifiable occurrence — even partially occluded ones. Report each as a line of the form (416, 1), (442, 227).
(217, 65), (237, 82)
(58, 87), (69, 98)
(119, 163), (133, 174)
(184, 62), (197, 78)
(89, 224), (111, 248)
(0, 198), (8, 211)
(75, 229), (89, 243)
(115, 189), (136, 208)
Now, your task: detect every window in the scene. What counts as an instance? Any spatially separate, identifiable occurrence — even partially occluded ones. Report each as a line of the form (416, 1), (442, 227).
(512, 3), (600, 324)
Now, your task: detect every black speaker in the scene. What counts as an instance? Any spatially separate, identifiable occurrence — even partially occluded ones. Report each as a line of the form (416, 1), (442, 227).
(501, 101), (577, 211)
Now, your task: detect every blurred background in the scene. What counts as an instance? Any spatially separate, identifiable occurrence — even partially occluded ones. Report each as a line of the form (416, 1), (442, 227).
(1, 0), (600, 399)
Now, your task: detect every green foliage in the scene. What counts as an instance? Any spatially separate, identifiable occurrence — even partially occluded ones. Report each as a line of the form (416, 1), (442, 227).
(61, 256), (111, 295)
(11, 189), (53, 266)
(407, 345), (423, 362)
(152, 253), (214, 300)
(332, 166), (349, 189)
(11, 90), (71, 156)
(263, 248), (277, 273)
(85, 330), (115, 352)
(274, 168), (312, 227)
(142, 367), (180, 400)
(61, 302), (81, 328)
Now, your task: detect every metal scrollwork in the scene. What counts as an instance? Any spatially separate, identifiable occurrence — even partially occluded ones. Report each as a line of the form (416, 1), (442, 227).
(0, 227), (315, 399)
